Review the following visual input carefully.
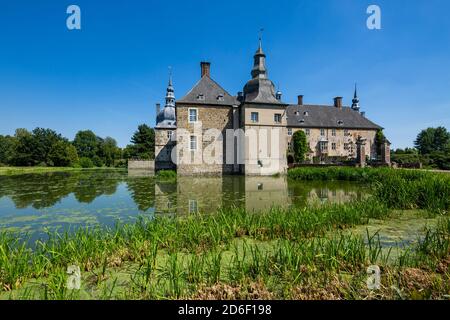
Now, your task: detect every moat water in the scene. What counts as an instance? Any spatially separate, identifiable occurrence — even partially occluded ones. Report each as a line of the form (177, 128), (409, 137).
(0, 170), (437, 246)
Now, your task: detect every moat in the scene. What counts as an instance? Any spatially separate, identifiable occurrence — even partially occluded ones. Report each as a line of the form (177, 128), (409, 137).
(0, 170), (368, 238)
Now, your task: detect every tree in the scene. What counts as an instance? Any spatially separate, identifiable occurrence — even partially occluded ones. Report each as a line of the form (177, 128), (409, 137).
(0, 135), (16, 165)
(98, 137), (121, 167)
(13, 128), (35, 166)
(414, 127), (450, 155)
(30, 128), (64, 165)
(375, 129), (386, 156)
(129, 124), (155, 159)
(49, 141), (79, 167)
(292, 130), (308, 163)
(73, 130), (99, 159)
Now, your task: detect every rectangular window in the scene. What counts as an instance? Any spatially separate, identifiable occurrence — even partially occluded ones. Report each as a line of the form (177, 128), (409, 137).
(167, 130), (173, 140)
(251, 112), (259, 123)
(287, 128), (292, 136)
(344, 129), (349, 136)
(332, 129), (336, 136)
(320, 129), (325, 136)
(344, 143), (349, 150)
(190, 135), (197, 151)
(320, 142), (328, 152)
(305, 128), (310, 136)
(274, 113), (282, 123)
(288, 142), (292, 150)
(189, 108), (198, 123)
(332, 143), (336, 150)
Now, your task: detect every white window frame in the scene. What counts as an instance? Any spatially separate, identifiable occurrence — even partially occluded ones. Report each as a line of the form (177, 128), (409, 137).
(274, 113), (282, 123)
(332, 128), (336, 136)
(188, 108), (198, 123)
(190, 135), (197, 151)
(287, 128), (292, 136)
(305, 128), (310, 136)
(332, 142), (336, 150)
(320, 129), (325, 136)
(167, 130), (173, 140)
(251, 112), (259, 123)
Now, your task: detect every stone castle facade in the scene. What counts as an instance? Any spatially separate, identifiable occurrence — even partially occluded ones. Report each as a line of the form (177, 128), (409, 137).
(155, 41), (390, 175)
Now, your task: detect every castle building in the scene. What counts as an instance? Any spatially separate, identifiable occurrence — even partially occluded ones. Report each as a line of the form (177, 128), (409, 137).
(155, 40), (389, 175)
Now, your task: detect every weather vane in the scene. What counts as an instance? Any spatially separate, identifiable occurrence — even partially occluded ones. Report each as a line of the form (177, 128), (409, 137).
(258, 28), (264, 45)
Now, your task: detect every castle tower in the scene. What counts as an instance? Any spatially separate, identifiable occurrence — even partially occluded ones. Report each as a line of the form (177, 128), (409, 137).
(241, 35), (288, 175)
(155, 70), (177, 171)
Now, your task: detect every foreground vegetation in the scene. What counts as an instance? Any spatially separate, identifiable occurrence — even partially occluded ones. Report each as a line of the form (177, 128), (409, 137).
(1, 168), (449, 299)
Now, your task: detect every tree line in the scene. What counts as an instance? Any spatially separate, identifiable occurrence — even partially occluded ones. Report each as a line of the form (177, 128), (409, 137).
(392, 126), (450, 170)
(0, 124), (155, 168)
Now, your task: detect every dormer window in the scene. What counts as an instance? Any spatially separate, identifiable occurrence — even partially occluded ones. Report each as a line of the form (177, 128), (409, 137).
(303, 111), (309, 116)
(217, 94), (224, 101)
(197, 94), (205, 101)
(337, 120), (344, 126)
(295, 111), (300, 116)
(299, 119), (305, 124)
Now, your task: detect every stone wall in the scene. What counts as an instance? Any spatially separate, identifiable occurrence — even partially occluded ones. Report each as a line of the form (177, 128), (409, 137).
(176, 104), (236, 175)
(128, 160), (155, 171)
(155, 128), (176, 171)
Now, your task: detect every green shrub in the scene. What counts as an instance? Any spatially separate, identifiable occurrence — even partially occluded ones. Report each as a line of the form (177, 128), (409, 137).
(155, 170), (177, 181)
(78, 157), (94, 168)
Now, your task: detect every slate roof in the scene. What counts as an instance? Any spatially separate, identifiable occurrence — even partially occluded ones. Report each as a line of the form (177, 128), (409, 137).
(177, 76), (239, 106)
(243, 78), (284, 104)
(286, 105), (382, 130)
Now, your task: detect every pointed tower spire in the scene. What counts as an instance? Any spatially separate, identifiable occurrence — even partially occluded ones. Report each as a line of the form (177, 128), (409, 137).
(243, 30), (281, 104)
(351, 83), (360, 111)
(251, 29), (267, 79)
(165, 66), (175, 108)
(168, 66), (173, 87)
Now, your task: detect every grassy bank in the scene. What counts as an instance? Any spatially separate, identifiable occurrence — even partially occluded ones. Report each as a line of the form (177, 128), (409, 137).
(0, 167), (125, 176)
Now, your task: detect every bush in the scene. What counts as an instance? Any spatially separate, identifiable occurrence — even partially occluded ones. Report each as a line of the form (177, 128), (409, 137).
(155, 170), (177, 181)
(78, 157), (94, 168)
(92, 155), (104, 167)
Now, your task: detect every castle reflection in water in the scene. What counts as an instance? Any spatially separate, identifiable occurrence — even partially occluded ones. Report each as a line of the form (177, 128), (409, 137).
(154, 175), (366, 216)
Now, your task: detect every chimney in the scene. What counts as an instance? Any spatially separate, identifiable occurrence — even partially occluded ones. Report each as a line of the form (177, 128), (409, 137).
(200, 62), (211, 78)
(297, 95), (304, 105)
(334, 97), (343, 109)
(156, 103), (161, 114)
(361, 111), (366, 117)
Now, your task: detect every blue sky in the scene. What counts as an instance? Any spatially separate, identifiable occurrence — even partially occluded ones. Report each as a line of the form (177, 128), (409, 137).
(0, 0), (449, 148)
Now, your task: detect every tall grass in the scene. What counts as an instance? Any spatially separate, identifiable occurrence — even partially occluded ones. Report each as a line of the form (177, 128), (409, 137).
(289, 167), (450, 212)
(0, 200), (387, 291)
